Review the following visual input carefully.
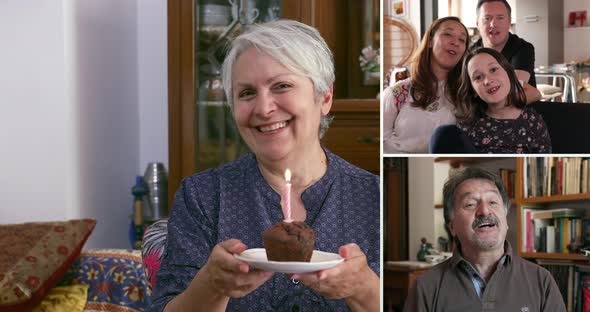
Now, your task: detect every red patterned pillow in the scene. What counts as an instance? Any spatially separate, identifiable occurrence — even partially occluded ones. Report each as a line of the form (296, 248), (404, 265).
(0, 219), (96, 311)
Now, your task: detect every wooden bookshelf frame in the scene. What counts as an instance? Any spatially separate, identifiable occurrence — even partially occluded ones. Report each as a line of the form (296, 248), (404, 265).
(520, 252), (588, 261)
(521, 193), (590, 205)
(434, 157), (508, 168)
(515, 157), (590, 261)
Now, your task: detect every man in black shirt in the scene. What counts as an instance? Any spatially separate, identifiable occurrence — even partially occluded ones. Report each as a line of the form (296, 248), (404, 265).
(472, 0), (542, 103)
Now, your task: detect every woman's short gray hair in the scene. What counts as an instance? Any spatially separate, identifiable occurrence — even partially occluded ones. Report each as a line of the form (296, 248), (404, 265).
(221, 19), (335, 138)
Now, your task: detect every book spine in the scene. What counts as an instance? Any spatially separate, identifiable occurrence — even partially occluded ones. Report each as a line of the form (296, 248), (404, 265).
(547, 225), (556, 253)
(526, 210), (532, 252)
(558, 158), (563, 195)
(561, 218), (570, 254)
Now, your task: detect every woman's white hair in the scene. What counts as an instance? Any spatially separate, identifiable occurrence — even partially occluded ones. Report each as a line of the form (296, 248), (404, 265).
(221, 19), (335, 138)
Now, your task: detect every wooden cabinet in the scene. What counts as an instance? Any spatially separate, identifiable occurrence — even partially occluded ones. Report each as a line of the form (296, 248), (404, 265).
(167, 0), (380, 202)
(321, 100), (379, 174)
(384, 262), (432, 311)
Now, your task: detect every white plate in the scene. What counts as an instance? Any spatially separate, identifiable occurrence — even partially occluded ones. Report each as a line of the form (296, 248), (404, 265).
(234, 248), (344, 273)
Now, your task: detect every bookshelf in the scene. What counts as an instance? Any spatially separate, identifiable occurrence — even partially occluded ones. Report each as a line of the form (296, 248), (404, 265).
(515, 157), (590, 261)
(515, 157), (590, 311)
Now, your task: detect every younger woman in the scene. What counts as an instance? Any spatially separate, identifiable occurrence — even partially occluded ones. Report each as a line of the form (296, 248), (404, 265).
(382, 16), (469, 153)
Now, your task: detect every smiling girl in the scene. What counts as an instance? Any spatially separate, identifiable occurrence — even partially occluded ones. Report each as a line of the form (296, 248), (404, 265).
(456, 47), (551, 153)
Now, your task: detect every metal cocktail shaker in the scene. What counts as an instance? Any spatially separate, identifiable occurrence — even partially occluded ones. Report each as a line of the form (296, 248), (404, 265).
(143, 162), (169, 221)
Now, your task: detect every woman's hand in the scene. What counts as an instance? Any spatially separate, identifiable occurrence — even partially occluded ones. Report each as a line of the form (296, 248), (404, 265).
(199, 239), (274, 298)
(165, 239), (274, 312)
(291, 244), (379, 311)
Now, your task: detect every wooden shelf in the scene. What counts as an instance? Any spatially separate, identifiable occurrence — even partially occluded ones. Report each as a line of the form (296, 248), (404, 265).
(520, 193), (590, 204)
(521, 252), (588, 261)
(434, 157), (509, 168)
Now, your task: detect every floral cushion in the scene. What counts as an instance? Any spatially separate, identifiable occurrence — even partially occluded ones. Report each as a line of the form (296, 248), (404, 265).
(0, 219), (96, 312)
(59, 249), (151, 312)
(141, 220), (168, 292)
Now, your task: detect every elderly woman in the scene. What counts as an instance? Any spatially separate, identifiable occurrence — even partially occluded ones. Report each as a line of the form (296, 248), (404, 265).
(150, 20), (380, 312)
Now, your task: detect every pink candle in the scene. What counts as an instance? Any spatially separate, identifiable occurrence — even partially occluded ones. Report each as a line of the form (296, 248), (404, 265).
(284, 169), (292, 222)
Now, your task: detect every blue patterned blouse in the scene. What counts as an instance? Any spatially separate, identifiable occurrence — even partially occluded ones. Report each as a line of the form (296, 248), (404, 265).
(150, 149), (380, 312)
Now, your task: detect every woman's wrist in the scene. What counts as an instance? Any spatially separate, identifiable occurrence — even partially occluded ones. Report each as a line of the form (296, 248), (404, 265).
(345, 267), (380, 312)
(165, 266), (230, 312)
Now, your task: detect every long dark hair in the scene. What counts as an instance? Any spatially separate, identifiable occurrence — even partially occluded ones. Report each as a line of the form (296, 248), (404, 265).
(457, 47), (526, 122)
(409, 16), (469, 109)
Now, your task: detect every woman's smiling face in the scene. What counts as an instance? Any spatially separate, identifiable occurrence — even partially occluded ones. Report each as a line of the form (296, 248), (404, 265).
(467, 52), (511, 107)
(231, 47), (332, 163)
(430, 20), (468, 74)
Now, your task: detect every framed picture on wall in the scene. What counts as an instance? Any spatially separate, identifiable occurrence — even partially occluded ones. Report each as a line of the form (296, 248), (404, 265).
(391, 0), (407, 17)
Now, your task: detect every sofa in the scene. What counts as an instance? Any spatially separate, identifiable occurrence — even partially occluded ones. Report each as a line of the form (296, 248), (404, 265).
(430, 101), (590, 154)
(531, 101), (590, 153)
(0, 219), (153, 312)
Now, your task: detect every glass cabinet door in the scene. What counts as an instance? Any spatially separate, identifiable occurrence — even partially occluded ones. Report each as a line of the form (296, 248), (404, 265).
(194, 0), (284, 170)
(168, 0), (380, 202)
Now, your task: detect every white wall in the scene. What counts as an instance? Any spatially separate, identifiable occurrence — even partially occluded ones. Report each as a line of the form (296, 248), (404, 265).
(515, 0), (564, 68)
(383, 0), (420, 43)
(0, 1), (168, 249)
(0, 1), (73, 222)
(563, 0), (590, 62)
(408, 158), (435, 261)
(138, 0), (168, 171)
(433, 161), (451, 250)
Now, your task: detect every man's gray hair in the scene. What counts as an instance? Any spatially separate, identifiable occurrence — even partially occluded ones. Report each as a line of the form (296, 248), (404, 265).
(221, 19), (335, 138)
(442, 167), (511, 239)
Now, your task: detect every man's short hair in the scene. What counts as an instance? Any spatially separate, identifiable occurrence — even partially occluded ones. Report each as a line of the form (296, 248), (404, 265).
(476, 0), (512, 18)
(442, 167), (511, 239)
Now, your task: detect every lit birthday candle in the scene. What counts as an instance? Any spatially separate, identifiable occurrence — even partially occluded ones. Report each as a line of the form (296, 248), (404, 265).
(284, 169), (292, 222)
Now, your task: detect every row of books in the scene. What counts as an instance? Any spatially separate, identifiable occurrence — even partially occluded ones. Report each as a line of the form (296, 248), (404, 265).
(523, 157), (590, 198)
(521, 207), (586, 253)
(537, 260), (590, 312)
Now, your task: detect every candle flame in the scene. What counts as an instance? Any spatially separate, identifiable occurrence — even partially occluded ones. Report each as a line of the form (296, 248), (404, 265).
(285, 168), (291, 183)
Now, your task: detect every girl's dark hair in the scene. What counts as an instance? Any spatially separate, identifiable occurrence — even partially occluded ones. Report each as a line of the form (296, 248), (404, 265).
(409, 16), (469, 109)
(456, 47), (526, 122)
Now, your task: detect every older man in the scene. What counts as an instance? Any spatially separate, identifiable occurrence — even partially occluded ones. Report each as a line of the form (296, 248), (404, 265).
(472, 0), (542, 104)
(404, 167), (565, 312)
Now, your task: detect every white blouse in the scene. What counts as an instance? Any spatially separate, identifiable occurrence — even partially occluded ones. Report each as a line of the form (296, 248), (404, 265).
(382, 78), (457, 154)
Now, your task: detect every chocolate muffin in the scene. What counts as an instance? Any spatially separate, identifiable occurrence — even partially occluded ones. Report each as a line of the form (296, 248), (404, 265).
(262, 221), (315, 262)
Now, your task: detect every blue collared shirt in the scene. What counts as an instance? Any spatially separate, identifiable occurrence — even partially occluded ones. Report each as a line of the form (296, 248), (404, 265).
(149, 150), (380, 312)
(460, 255), (508, 299)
